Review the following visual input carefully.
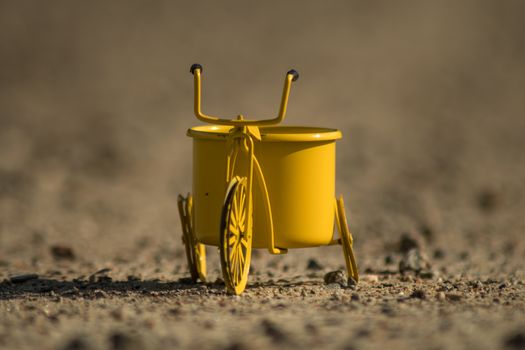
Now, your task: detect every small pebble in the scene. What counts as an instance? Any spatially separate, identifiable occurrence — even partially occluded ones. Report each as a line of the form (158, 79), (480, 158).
(324, 270), (347, 287)
(306, 258), (323, 271)
(261, 319), (288, 343)
(347, 276), (357, 288)
(355, 328), (371, 338)
(50, 245), (76, 260)
(399, 248), (432, 274)
(446, 293), (462, 301)
(361, 274), (379, 283)
(410, 289), (427, 300)
(94, 290), (107, 298)
(110, 308), (123, 321)
(168, 307), (182, 316)
(384, 254), (395, 265)
(213, 277), (225, 286)
(61, 336), (91, 350)
(109, 332), (142, 350)
(504, 331), (525, 350)
(89, 268), (111, 283)
(178, 277), (193, 285)
(419, 224), (434, 242)
(469, 280), (483, 289)
(304, 323), (318, 334)
(398, 233), (420, 253)
(433, 249), (445, 259)
(10, 274), (39, 284)
(225, 342), (250, 350)
(419, 270), (438, 279)
(476, 189), (499, 213)
(400, 275), (414, 282)
(457, 251), (469, 261)
(381, 303), (395, 316)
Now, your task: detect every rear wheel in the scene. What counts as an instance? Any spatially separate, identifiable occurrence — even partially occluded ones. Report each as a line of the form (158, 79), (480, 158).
(220, 176), (252, 294)
(177, 194), (207, 282)
(335, 196), (359, 283)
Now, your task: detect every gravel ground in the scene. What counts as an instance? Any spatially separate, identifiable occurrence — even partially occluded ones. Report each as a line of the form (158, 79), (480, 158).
(1, 1), (525, 349)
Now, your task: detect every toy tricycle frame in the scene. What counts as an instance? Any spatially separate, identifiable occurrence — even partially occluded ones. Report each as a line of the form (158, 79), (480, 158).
(178, 64), (358, 294)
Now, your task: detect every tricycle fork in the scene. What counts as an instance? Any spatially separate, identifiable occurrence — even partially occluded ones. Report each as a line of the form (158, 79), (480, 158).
(225, 127), (286, 255)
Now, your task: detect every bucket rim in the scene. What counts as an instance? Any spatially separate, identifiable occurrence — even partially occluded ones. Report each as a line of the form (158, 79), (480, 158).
(187, 125), (342, 142)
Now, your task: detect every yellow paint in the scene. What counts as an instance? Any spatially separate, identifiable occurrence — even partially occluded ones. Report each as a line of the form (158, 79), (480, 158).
(189, 125), (340, 249)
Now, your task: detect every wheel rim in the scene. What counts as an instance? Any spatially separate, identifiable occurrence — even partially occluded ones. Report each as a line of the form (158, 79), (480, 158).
(179, 194), (206, 282)
(220, 176), (252, 294)
(187, 195), (207, 281)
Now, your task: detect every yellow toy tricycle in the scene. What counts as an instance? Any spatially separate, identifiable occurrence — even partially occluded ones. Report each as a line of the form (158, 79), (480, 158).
(178, 64), (358, 294)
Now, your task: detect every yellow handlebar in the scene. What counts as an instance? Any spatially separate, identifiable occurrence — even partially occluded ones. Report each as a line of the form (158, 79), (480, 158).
(190, 64), (299, 126)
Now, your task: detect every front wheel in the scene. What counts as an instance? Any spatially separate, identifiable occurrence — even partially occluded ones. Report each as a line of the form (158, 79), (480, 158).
(220, 176), (252, 295)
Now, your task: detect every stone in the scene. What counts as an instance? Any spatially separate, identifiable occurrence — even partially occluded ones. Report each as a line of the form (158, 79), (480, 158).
(108, 332), (142, 350)
(361, 274), (379, 283)
(50, 245), (76, 260)
(9, 274), (39, 283)
(504, 331), (525, 350)
(446, 293), (462, 301)
(409, 289), (426, 300)
(306, 258), (323, 271)
(348, 276), (357, 288)
(436, 292), (446, 301)
(398, 233), (420, 254)
(61, 336), (91, 350)
(324, 270), (347, 287)
(399, 248), (432, 274)
(261, 319), (288, 343)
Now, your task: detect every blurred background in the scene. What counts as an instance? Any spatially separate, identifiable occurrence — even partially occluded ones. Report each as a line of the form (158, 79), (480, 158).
(1, 1), (524, 271)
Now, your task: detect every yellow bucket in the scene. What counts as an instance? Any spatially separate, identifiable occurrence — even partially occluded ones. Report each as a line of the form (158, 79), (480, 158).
(189, 125), (342, 249)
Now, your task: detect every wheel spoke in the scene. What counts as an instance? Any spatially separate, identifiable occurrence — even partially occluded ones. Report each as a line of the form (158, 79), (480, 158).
(233, 246), (238, 271)
(229, 240), (236, 260)
(228, 232), (237, 245)
(233, 193), (239, 221)
(240, 187), (246, 210)
(239, 208), (246, 231)
(233, 259), (241, 286)
(229, 222), (239, 236)
(236, 245), (242, 283)
(231, 252), (237, 281)
(238, 246), (245, 267)
(237, 189), (243, 212)
(232, 248), (239, 283)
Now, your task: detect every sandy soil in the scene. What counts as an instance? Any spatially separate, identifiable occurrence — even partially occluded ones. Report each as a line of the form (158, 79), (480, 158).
(1, 1), (525, 349)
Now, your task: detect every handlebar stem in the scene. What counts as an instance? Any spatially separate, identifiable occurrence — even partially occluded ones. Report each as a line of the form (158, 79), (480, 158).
(192, 67), (297, 126)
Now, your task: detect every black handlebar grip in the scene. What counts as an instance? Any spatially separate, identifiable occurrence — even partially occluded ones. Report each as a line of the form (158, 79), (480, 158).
(190, 63), (203, 75)
(287, 69), (299, 82)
